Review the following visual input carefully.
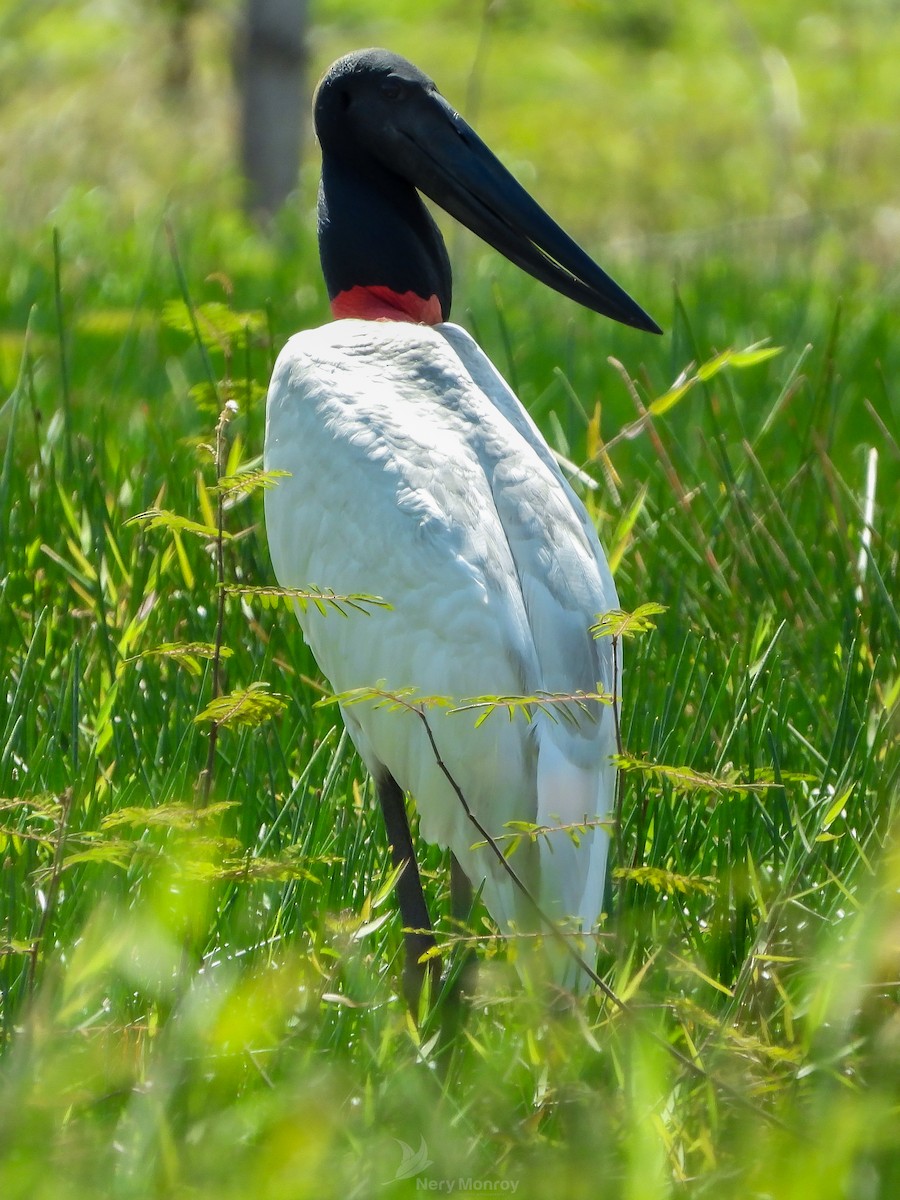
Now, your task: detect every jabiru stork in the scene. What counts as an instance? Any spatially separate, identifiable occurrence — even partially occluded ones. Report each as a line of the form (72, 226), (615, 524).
(264, 48), (660, 1005)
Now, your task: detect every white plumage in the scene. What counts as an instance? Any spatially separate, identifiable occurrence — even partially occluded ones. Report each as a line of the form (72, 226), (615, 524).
(265, 318), (618, 987)
(263, 48), (659, 999)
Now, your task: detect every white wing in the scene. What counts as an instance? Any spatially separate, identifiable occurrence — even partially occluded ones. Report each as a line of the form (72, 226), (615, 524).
(264, 318), (619, 987)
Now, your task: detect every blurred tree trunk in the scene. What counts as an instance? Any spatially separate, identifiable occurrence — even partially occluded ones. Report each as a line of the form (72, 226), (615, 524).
(235, 0), (309, 221)
(161, 0), (200, 96)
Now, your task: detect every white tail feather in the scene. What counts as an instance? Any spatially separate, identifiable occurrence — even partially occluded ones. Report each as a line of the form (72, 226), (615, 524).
(534, 729), (614, 991)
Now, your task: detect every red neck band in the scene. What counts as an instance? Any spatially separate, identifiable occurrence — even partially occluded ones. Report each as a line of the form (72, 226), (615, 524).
(330, 285), (443, 325)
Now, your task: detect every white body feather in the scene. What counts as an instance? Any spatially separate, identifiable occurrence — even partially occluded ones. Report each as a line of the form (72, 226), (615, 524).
(264, 318), (619, 988)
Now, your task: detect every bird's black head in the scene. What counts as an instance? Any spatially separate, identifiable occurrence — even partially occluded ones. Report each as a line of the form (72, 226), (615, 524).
(314, 50), (453, 322)
(313, 48), (661, 333)
(314, 49), (438, 163)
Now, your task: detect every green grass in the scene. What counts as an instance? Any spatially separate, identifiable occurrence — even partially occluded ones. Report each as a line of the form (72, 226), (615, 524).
(1, 2), (899, 1197)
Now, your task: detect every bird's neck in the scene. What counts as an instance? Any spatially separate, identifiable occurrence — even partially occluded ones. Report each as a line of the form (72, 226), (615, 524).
(317, 155), (452, 325)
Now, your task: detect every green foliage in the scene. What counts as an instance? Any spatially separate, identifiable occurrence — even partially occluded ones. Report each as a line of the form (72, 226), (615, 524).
(193, 682), (289, 728)
(321, 683), (614, 729)
(161, 299), (268, 348)
(592, 602), (668, 640)
(647, 343), (783, 417)
(128, 506), (232, 540)
(227, 584), (392, 617)
(614, 755), (771, 795)
(613, 865), (715, 897)
(0, 2), (898, 1197)
(129, 640), (235, 678)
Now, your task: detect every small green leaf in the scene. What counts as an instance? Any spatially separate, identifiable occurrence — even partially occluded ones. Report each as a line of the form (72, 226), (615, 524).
(102, 801), (238, 831)
(452, 690), (611, 727)
(194, 683), (288, 728)
(127, 642), (234, 678)
(127, 508), (231, 540)
(649, 343), (782, 416)
(649, 370), (695, 416)
(216, 468), (291, 497)
(59, 842), (136, 871)
(316, 684), (452, 714)
(820, 784), (853, 831)
(706, 342), (782, 372)
(608, 485), (648, 574)
(0, 939), (39, 956)
(352, 912), (392, 941)
(225, 584), (390, 616)
(613, 865), (716, 895)
(591, 603), (668, 640)
(172, 529), (196, 590)
(210, 851), (330, 883)
(615, 755), (771, 794)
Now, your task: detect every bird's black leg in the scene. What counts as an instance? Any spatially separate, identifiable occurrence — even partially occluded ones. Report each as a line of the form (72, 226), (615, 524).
(376, 772), (440, 1011)
(449, 853), (478, 1001)
(425, 854), (477, 1071)
(449, 853), (473, 923)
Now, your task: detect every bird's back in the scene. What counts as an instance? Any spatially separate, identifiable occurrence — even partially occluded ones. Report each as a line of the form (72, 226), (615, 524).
(264, 318), (619, 984)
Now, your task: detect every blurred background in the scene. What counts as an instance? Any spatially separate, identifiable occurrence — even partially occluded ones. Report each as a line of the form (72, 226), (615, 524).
(1, 9), (898, 1194)
(1, 0), (898, 330)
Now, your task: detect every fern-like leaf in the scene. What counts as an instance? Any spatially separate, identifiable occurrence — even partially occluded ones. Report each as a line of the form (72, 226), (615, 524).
(194, 683), (288, 728)
(591, 603), (668, 640)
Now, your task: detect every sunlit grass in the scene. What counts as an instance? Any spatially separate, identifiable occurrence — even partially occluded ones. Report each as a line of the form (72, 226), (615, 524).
(1, 2), (899, 1197)
(2, 231), (896, 1194)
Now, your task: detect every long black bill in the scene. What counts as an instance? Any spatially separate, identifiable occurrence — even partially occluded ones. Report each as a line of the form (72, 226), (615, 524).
(391, 91), (661, 334)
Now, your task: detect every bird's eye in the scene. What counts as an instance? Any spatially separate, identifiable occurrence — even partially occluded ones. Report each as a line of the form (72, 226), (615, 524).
(380, 77), (404, 101)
